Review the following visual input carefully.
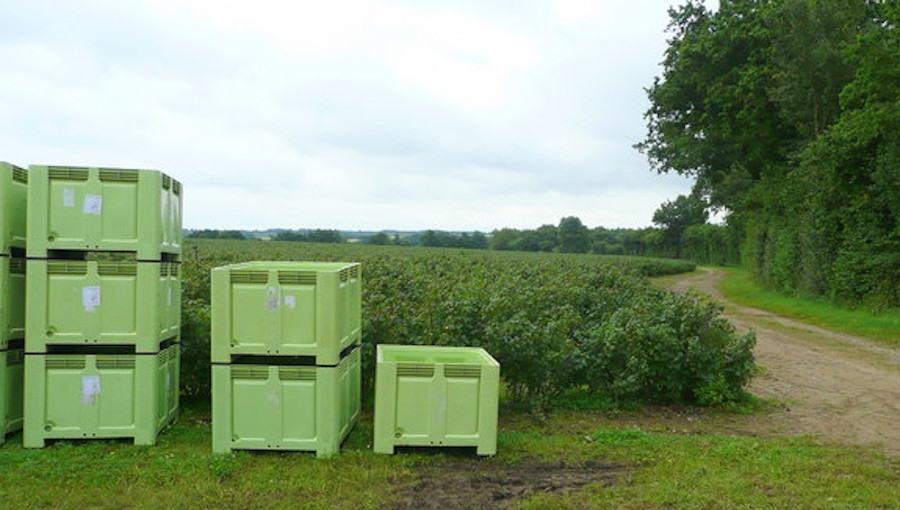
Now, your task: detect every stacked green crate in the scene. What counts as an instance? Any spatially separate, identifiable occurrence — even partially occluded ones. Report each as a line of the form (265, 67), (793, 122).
(23, 166), (182, 448)
(0, 162), (27, 443)
(26, 165), (181, 260)
(211, 261), (362, 457)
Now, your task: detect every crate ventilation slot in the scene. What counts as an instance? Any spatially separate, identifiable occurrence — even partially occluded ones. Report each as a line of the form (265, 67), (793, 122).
(9, 258), (25, 273)
(230, 271), (268, 284)
(6, 350), (23, 365)
(279, 367), (316, 381)
(47, 261), (88, 275)
(97, 357), (136, 369)
(340, 266), (359, 283)
(338, 351), (357, 373)
(98, 263), (137, 276)
(99, 169), (139, 183)
(46, 357), (86, 370)
(12, 167), (27, 183)
(278, 271), (317, 285)
(158, 349), (175, 365)
(48, 167), (89, 181)
(171, 180), (182, 196)
(445, 365), (482, 379)
(232, 366), (269, 380)
(396, 364), (435, 378)
(162, 174), (172, 190)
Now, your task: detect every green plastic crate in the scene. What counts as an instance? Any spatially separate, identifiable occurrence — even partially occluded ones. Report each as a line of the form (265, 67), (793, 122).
(0, 162), (28, 255)
(26, 165), (182, 259)
(0, 257), (26, 349)
(1, 348), (25, 444)
(212, 346), (361, 457)
(374, 344), (500, 456)
(211, 261), (361, 364)
(22, 343), (180, 448)
(26, 260), (181, 353)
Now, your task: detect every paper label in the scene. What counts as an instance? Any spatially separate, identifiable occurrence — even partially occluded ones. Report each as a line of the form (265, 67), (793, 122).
(83, 286), (101, 312)
(82, 375), (101, 405)
(83, 194), (103, 215)
(63, 188), (76, 207)
(266, 286), (279, 311)
(284, 295), (296, 309)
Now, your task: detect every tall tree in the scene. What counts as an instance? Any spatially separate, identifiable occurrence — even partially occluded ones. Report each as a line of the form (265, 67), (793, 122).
(652, 195), (708, 257)
(557, 216), (590, 253)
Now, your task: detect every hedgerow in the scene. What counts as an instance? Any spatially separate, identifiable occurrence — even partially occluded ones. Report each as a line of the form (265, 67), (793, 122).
(180, 239), (754, 411)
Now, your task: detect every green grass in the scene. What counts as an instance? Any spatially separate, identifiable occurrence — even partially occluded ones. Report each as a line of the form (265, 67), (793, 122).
(2, 402), (897, 509)
(718, 267), (900, 347)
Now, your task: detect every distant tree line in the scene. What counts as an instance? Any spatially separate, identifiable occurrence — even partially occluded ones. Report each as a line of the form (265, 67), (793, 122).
(186, 211), (736, 266)
(186, 229), (245, 240)
(273, 229), (344, 244)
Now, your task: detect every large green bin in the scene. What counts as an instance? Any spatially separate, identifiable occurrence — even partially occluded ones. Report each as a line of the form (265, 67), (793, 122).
(374, 344), (500, 456)
(22, 342), (180, 448)
(0, 162), (28, 255)
(26, 260), (181, 352)
(1, 348), (24, 444)
(212, 346), (361, 457)
(0, 257), (26, 349)
(211, 261), (361, 365)
(26, 166), (182, 259)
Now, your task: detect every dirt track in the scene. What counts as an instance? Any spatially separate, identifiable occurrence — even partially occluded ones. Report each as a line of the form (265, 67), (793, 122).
(666, 267), (900, 457)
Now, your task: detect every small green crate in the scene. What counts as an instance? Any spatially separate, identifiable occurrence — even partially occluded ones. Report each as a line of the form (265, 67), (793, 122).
(211, 261), (361, 365)
(374, 344), (500, 456)
(26, 260), (181, 353)
(212, 346), (361, 457)
(0, 257), (26, 349)
(22, 343), (180, 448)
(0, 162), (28, 255)
(2, 348), (25, 444)
(26, 165), (182, 259)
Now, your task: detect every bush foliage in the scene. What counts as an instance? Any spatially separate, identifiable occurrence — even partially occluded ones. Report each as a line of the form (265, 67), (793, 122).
(181, 239), (754, 411)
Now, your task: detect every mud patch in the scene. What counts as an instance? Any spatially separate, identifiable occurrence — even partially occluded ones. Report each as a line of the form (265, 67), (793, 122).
(393, 460), (628, 509)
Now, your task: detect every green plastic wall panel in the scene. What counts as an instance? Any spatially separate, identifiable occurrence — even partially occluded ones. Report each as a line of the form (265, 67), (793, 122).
(373, 344), (500, 456)
(26, 165), (182, 259)
(22, 343), (179, 448)
(25, 260), (181, 352)
(211, 261), (361, 364)
(0, 162), (28, 255)
(212, 346), (361, 457)
(1, 349), (25, 444)
(0, 257), (26, 349)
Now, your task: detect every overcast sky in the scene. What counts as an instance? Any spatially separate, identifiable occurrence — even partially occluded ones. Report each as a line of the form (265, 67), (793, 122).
(0, 0), (699, 232)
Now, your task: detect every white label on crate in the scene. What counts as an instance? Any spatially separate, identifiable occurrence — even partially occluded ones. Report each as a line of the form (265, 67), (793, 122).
(83, 194), (103, 215)
(266, 391), (281, 407)
(63, 187), (76, 207)
(284, 295), (296, 309)
(83, 286), (101, 312)
(266, 286), (279, 311)
(82, 375), (101, 405)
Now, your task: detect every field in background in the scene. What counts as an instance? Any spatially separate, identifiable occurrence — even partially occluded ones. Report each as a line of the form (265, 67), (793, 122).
(2, 242), (898, 508)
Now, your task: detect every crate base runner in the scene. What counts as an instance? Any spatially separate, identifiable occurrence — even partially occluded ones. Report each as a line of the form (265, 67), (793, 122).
(2, 348), (25, 445)
(212, 346), (360, 457)
(374, 344), (500, 456)
(23, 344), (180, 447)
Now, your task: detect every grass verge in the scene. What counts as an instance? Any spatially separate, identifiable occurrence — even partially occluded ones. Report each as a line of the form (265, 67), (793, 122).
(1, 402), (897, 509)
(718, 267), (900, 347)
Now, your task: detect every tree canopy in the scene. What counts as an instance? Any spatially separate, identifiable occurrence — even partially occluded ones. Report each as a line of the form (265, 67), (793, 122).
(639, 0), (900, 307)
